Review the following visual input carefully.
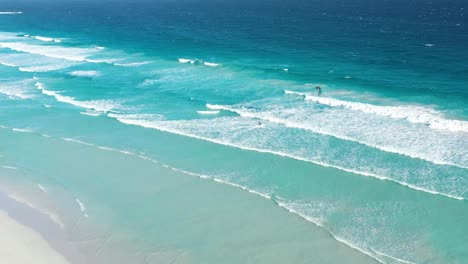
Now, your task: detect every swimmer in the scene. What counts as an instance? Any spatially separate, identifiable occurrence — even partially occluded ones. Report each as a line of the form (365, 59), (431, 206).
(314, 86), (322, 96)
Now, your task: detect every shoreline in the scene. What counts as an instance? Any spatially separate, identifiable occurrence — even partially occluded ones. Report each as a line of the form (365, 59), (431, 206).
(0, 190), (85, 264)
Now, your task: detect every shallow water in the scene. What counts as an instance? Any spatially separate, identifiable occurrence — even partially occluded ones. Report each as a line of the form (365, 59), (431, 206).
(0, 1), (467, 263)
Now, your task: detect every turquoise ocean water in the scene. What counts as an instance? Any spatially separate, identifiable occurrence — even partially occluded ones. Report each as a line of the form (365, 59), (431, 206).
(0, 0), (467, 263)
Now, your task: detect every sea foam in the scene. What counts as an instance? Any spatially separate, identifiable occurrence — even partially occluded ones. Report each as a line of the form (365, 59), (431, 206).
(68, 71), (100, 77)
(107, 113), (466, 201)
(0, 12), (22, 15)
(206, 102), (468, 169)
(284, 90), (468, 133)
(35, 82), (119, 112)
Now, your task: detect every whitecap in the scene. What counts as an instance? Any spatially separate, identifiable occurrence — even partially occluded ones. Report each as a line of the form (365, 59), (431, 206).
(285, 90), (468, 133)
(0, 11), (22, 15)
(203, 61), (219, 67)
(35, 81), (120, 112)
(30, 36), (62, 43)
(178, 58), (195, 64)
(68, 70), (100, 77)
(197, 110), (220, 115)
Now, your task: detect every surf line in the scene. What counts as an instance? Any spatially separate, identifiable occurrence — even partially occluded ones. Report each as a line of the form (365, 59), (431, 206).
(108, 116), (466, 201)
(57, 137), (391, 264)
(0, 127), (431, 263)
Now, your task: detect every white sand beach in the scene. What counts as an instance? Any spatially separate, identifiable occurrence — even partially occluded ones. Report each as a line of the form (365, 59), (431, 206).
(0, 210), (69, 264)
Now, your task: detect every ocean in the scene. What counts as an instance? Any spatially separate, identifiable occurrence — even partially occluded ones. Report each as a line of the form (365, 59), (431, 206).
(0, 0), (467, 263)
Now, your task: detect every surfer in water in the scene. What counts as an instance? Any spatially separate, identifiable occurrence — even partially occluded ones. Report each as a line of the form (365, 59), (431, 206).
(314, 86), (322, 96)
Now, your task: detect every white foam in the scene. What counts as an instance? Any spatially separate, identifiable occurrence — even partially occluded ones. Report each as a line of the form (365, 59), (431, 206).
(31, 133), (461, 263)
(203, 61), (219, 67)
(176, 58), (220, 67)
(205, 104), (224, 110)
(107, 113), (466, 201)
(18, 65), (69, 72)
(75, 198), (88, 218)
(283, 68), (289, 72)
(285, 90), (468, 133)
(275, 201), (385, 264)
(29, 36), (62, 43)
(12, 128), (33, 133)
(59, 135), (272, 201)
(114, 61), (152, 67)
(371, 249), (416, 264)
(36, 184), (47, 193)
(0, 51), (79, 72)
(178, 58), (195, 64)
(0, 42), (104, 63)
(35, 82), (119, 112)
(207, 101), (468, 169)
(424, 43), (435, 47)
(0, 79), (35, 99)
(197, 110), (220, 115)
(2, 166), (17, 170)
(68, 70), (100, 77)
(80, 110), (102, 117)
(0, 11), (22, 15)
(0, 62), (17, 67)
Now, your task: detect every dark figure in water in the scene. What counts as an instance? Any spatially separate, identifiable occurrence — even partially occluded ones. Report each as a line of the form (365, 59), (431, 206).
(258, 121), (262, 126)
(315, 86), (322, 96)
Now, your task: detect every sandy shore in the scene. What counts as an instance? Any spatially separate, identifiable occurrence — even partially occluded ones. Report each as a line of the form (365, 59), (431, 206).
(0, 210), (70, 264)
(0, 190), (84, 264)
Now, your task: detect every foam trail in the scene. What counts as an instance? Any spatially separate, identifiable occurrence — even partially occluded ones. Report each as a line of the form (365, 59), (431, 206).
(68, 71), (100, 77)
(35, 81), (119, 112)
(0, 12), (22, 15)
(275, 201), (386, 264)
(2, 166), (17, 170)
(0, 79), (36, 99)
(26, 35), (62, 43)
(59, 136), (272, 200)
(107, 113), (465, 201)
(178, 58), (195, 64)
(285, 90), (468, 133)
(0, 52), (79, 72)
(206, 103), (468, 169)
(203, 61), (220, 67)
(371, 249), (417, 264)
(59, 136), (389, 262)
(197, 110), (220, 115)
(12, 128), (33, 133)
(80, 110), (102, 117)
(0, 42), (114, 64)
(114, 61), (152, 67)
(75, 198), (89, 218)
(36, 184), (47, 193)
